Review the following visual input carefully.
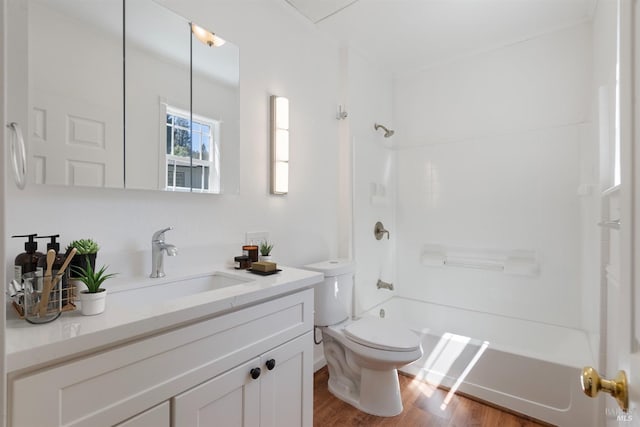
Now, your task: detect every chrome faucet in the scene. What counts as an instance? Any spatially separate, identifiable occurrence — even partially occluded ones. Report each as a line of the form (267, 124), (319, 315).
(150, 227), (178, 278)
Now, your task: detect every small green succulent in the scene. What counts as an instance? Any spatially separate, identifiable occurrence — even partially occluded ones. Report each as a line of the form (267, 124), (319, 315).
(66, 239), (100, 255)
(74, 257), (117, 293)
(259, 240), (274, 256)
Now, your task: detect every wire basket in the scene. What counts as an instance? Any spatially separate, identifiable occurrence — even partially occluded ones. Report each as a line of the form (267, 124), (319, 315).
(11, 270), (76, 324)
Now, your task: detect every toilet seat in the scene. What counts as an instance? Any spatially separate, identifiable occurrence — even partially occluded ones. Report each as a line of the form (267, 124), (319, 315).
(344, 318), (420, 352)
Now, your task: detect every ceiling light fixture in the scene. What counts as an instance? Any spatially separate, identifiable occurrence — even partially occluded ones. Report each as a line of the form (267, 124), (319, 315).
(191, 23), (226, 47)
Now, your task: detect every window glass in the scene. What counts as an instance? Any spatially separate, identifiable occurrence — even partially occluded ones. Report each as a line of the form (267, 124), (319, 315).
(192, 132), (202, 158)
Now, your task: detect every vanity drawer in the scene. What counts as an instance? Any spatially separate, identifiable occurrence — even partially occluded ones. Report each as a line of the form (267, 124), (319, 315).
(10, 289), (313, 427)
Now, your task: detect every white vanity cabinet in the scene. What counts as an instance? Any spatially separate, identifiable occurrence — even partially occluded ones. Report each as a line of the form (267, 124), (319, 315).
(115, 402), (170, 427)
(9, 289), (313, 427)
(173, 332), (312, 427)
(173, 357), (261, 426)
(258, 332), (311, 427)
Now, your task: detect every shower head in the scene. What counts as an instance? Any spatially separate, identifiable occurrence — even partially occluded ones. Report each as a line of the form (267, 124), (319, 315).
(374, 123), (394, 138)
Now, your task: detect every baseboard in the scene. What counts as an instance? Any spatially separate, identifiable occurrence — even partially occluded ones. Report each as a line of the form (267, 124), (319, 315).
(314, 355), (326, 372)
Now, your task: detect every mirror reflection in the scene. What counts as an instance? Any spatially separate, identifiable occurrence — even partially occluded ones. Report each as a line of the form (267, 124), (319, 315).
(28, 0), (123, 188)
(26, 0), (240, 194)
(125, 0), (240, 193)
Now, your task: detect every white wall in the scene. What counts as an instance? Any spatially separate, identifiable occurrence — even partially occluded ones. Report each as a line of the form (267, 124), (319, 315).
(395, 22), (592, 147)
(5, 0), (341, 284)
(393, 23), (594, 328)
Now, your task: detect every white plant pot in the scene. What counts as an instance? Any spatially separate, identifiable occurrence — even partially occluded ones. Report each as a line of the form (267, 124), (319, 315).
(79, 289), (107, 315)
(259, 255), (272, 262)
(71, 279), (87, 294)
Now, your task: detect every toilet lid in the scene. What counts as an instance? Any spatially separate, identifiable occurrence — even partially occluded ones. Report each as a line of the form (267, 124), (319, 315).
(344, 318), (420, 352)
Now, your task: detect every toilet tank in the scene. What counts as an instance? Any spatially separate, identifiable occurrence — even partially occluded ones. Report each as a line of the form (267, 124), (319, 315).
(304, 260), (355, 326)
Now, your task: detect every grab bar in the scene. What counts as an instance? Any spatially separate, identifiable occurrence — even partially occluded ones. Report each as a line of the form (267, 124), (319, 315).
(444, 260), (504, 271)
(376, 279), (394, 291)
(598, 219), (621, 230)
(421, 246), (539, 276)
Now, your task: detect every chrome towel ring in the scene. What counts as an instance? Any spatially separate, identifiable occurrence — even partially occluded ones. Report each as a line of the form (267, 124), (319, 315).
(7, 122), (27, 189)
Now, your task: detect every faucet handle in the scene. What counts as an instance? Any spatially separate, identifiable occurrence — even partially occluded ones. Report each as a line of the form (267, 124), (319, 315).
(374, 221), (390, 240)
(152, 226), (173, 242)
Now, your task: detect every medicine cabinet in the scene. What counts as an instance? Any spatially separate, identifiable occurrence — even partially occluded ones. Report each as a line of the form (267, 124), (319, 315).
(7, 0), (240, 194)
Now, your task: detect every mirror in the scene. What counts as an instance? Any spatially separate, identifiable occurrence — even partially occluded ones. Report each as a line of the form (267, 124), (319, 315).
(28, 0), (123, 188)
(191, 24), (241, 194)
(125, 0), (240, 193)
(26, 0), (240, 194)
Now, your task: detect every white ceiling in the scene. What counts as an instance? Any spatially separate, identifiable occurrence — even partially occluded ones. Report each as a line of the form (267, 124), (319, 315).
(285, 0), (596, 74)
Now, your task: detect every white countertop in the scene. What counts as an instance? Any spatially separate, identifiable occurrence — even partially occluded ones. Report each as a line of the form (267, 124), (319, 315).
(6, 265), (323, 374)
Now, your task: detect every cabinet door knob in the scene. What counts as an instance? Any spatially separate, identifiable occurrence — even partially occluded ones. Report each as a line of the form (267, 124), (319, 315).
(250, 367), (261, 380)
(266, 359), (276, 370)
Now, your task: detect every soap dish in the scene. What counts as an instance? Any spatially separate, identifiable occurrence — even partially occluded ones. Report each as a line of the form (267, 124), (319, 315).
(247, 268), (282, 276)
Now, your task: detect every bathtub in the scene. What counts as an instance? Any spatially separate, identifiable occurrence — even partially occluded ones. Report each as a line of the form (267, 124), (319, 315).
(362, 296), (599, 426)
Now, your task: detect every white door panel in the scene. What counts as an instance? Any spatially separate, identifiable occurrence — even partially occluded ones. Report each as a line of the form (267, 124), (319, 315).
(597, 1), (639, 425)
(30, 90), (123, 187)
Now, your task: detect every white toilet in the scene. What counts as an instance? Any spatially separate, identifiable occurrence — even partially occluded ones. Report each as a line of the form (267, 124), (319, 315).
(305, 260), (423, 417)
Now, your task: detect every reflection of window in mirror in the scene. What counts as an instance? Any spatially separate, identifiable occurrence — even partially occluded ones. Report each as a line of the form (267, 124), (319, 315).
(165, 106), (221, 192)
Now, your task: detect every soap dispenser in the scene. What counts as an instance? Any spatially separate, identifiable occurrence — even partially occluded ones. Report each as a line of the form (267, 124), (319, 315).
(12, 234), (44, 281)
(36, 234), (65, 272)
(36, 234), (75, 306)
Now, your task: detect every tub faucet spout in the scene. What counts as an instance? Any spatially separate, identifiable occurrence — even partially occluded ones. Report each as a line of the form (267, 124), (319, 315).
(377, 279), (394, 291)
(150, 227), (178, 278)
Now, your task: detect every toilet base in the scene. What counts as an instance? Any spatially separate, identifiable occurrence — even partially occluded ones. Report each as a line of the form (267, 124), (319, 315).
(328, 367), (403, 417)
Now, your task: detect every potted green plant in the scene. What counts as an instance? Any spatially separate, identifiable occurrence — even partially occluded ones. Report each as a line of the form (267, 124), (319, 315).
(66, 239), (100, 278)
(75, 257), (117, 315)
(259, 240), (274, 262)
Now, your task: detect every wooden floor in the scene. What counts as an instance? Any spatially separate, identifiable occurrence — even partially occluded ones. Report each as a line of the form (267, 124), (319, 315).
(313, 367), (550, 427)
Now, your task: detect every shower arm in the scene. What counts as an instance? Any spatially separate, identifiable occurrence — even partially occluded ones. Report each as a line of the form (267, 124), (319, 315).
(374, 123), (394, 138)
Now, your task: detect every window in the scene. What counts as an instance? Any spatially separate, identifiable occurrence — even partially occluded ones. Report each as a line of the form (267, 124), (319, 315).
(165, 106), (220, 192)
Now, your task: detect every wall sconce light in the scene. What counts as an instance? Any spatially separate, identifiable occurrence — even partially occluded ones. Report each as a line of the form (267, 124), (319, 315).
(191, 23), (226, 47)
(270, 95), (289, 195)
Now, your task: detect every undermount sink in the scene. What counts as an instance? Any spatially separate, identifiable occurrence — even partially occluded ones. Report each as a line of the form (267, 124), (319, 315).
(108, 272), (255, 306)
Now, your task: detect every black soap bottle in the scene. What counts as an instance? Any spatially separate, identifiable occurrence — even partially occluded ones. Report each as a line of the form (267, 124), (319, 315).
(36, 234), (66, 274)
(36, 235), (67, 300)
(12, 234), (44, 281)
